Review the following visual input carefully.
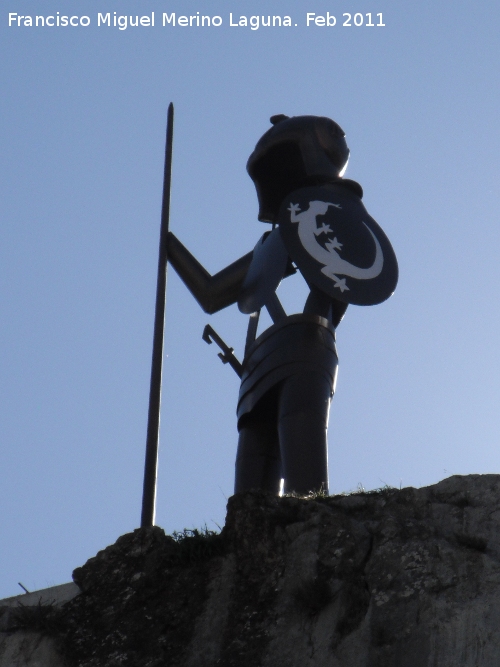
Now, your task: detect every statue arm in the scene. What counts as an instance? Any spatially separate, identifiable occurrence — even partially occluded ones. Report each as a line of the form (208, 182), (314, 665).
(167, 232), (253, 314)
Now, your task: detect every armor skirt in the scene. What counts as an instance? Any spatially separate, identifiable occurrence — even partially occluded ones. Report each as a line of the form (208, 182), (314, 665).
(237, 313), (338, 423)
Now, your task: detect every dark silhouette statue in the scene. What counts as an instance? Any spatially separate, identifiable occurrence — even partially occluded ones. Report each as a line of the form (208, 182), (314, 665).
(167, 114), (398, 496)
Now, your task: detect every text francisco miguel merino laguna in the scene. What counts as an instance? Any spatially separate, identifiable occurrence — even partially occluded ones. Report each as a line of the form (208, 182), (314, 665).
(8, 11), (386, 30)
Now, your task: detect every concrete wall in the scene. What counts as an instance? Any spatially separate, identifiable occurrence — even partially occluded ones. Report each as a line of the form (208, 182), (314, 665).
(0, 631), (67, 667)
(0, 583), (78, 667)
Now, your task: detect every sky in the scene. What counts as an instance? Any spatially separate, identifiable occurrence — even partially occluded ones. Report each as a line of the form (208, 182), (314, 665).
(0, 0), (499, 599)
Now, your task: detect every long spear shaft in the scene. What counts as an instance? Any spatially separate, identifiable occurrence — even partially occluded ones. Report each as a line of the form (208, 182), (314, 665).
(141, 103), (174, 528)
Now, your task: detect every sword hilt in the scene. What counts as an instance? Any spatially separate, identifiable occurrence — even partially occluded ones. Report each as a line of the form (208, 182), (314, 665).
(202, 324), (243, 378)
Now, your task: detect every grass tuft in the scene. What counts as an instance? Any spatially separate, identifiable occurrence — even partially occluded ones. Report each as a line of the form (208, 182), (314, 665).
(170, 526), (225, 565)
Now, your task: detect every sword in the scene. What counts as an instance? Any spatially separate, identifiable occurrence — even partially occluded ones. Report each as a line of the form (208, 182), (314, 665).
(202, 324), (243, 378)
(141, 103), (174, 528)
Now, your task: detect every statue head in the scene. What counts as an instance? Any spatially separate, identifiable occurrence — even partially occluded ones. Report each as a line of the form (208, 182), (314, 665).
(247, 114), (350, 223)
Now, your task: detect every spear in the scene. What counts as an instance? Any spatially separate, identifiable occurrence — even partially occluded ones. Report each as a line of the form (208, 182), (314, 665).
(141, 103), (174, 527)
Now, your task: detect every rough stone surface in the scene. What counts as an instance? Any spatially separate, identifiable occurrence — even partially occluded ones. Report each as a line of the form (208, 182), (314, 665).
(5, 474), (500, 666)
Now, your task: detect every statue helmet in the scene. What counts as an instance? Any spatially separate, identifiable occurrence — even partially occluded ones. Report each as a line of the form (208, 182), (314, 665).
(247, 114), (350, 223)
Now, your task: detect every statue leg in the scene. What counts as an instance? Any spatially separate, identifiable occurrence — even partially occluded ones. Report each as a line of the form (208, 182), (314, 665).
(235, 389), (282, 494)
(278, 372), (332, 495)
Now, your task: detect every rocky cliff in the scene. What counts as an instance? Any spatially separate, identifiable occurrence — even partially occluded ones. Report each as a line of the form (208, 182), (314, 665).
(3, 474), (500, 666)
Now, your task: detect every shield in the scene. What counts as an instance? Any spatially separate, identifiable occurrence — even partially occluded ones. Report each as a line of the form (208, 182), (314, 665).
(278, 184), (398, 306)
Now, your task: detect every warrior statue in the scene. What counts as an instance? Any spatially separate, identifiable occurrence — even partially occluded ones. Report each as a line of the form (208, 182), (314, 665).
(167, 114), (398, 496)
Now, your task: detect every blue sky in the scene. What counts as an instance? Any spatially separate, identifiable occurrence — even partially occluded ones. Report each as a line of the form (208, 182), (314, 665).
(0, 0), (499, 598)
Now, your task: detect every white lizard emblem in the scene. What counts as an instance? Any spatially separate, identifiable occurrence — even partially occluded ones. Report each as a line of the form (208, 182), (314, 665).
(288, 201), (384, 292)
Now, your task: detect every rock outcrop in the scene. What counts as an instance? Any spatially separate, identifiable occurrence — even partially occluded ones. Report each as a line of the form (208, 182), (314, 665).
(3, 474), (500, 666)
